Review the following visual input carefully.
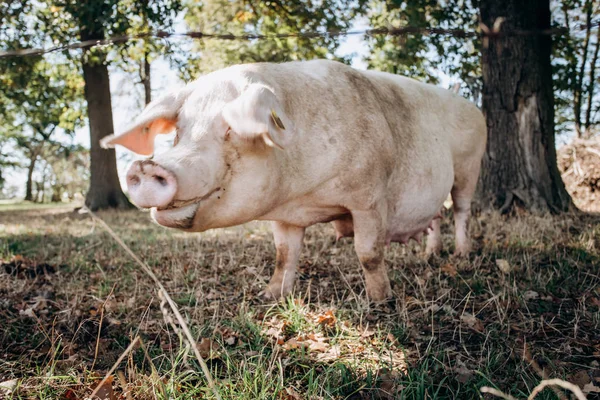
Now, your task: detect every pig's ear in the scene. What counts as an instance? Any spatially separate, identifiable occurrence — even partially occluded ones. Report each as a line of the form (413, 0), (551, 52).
(100, 92), (183, 155)
(222, 84), (293, 149)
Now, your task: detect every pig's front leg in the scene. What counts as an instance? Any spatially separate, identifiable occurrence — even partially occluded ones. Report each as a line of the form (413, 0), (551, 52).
(265, 221), (305, 299)
(351, 209), (393, 302)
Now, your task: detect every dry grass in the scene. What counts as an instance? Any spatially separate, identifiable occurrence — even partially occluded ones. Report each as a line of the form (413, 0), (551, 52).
(0, 203), (599, 399)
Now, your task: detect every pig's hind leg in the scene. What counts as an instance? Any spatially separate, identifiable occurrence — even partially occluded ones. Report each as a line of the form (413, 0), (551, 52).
(425, 217), (442, 256)
(451, 160), (480, 256)
(265, 221), (305, 300)
(351, 209), (393, 302)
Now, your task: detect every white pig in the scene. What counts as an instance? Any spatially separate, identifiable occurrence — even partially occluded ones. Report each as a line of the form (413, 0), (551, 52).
(101, 60), (486, 301)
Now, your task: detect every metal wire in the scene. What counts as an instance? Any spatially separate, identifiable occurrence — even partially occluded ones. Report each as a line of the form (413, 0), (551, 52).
(0, 22), (588, 59)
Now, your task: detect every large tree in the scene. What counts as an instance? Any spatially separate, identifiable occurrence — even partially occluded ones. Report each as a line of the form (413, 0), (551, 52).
(42, 1), (181, 210)
(477, 0), (571, 212)
(553, 0), (600, 138)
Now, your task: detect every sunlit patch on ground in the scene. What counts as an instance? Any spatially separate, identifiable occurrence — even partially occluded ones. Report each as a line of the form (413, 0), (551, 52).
(0, 203), (599, 398)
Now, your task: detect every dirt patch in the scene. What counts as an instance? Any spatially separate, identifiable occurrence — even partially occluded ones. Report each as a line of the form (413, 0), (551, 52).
(559, 137), (600, 212)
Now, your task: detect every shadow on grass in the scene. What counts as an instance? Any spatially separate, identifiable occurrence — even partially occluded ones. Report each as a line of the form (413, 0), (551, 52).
(1, 208), (599, 398)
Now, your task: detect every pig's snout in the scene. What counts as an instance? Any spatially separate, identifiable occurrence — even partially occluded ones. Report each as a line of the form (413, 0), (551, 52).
(126, 160), (177, 209)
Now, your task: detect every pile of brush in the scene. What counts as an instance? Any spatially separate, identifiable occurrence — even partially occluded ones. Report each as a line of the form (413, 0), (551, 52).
(558, 137), (600, 212)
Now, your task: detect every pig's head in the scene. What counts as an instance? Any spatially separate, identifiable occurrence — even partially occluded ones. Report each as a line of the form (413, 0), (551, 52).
(101, 81), (294, 231)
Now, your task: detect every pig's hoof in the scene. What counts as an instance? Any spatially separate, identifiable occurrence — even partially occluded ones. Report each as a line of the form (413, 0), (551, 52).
(453, 245), (471, 257)
(425, 243), (442, 257)
(264, 283), (291, 301)
(367, 287), (393, 303)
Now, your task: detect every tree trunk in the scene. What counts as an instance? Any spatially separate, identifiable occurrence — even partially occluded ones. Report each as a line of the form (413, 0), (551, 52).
(24, 156), (36, 202)
(81, 58), (132, 210)
(584, 26), (599, 136)
(574, 0), (593, 138)
(141, 48), (152, 105)
(477, 0), (571, 213)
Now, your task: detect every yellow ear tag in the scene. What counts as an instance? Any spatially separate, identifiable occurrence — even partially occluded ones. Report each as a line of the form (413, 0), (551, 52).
(270, 109), (286, 130)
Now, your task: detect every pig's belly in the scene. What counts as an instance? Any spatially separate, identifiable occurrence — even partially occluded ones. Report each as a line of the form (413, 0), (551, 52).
(385, 175), (453, 243)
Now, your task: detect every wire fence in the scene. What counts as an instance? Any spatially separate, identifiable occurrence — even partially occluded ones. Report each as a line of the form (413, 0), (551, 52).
(1, 21), (597, 59)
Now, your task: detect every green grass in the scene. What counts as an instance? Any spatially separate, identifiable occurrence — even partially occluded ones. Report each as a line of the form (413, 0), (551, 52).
(0, 203), (599, 399)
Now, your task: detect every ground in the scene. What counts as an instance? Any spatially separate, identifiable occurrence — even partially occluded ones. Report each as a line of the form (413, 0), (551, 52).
(0, 202), (599, 399)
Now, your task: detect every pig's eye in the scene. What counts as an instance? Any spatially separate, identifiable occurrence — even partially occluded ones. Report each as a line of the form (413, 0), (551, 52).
(173, 131), (180, 146)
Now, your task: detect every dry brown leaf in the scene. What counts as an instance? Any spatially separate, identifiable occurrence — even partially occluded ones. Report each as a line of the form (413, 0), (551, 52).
(441, 263), (457, 277)
(361, 328), (376, 338)
(308, 341), (329, 353)
(583, 382), (600, 394)
(316, 310), (337, 328)
(283, 338), (305, 351)
(460, 313), (485, 333)
(495, 259), (512, 274)
(0, 379), (17, 395)
(197, 338), (218, 359)
(523, 290), (539, 301)
(282, 386), (303, 400)
(454, 365), (473, 383)
(568, 370), (591, 388)
(92, 376), (116, 400)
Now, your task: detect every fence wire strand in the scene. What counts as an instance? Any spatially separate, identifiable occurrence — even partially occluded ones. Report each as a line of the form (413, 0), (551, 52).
(1, 21), (597, 59)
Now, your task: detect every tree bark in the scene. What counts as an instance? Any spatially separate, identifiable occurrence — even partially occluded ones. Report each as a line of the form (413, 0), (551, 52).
(477, 0), (572, 213)
(79, 25), (132, 210)
(574, 0), (593, 138)
(141, 48), (152, 105)
(584, 26), (599, 135)
(24, 155), (36, 202)
(81, 58), (132, 210)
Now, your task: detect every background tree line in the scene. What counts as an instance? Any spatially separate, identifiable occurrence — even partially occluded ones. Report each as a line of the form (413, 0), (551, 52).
(0, 0), (598, 212)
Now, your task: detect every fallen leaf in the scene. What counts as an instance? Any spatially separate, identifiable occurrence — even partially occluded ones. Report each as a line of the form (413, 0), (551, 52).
(308, 341), (329, 353)
(283, 338), (304, 351)
(64, 389), (78, 400)
(454, 365), (473, 383)
(495, 259), (511, 274)
(361, 328), (376, 338)
(568, 370), (591, 388)
(224, 335), (236, 346)
(523, 290), (539, 301)
(0, 379), (17, 394)
(583, 382), (600, 394)
(197, 338), (218, 359)
(460, 313), (485, 333)
(441, 263), (457, 277)
(316, 310), (337, 329)
(282, 386), (302, 400)
(92, 376), (116, 400)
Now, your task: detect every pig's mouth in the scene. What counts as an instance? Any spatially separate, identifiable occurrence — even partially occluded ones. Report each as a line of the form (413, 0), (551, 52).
(156, 187), (222, 212)
(151, 187), (222, 229)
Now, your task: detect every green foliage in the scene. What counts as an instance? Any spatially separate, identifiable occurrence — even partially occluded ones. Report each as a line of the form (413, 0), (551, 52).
(552, 0), (599, 137)
(182, 0), (367, 78)
(365, 0), (481, 99)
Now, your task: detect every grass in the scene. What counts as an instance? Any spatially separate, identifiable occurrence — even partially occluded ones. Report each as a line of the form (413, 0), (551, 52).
(0, 204), (599, 399)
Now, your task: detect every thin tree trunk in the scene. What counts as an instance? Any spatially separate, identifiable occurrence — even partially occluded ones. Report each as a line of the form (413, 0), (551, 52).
(24, 156), (36, 202)
(574, 0), (592, 138)
(477, 0), (572, 212)
(79, 17), (132, 210)
(584, 26), (599, 136)
(81, 58), (132, 210)
(141, 48), (152, 105)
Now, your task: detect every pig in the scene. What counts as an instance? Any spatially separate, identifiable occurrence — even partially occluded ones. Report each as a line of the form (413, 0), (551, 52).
(101, 60), (486, 302)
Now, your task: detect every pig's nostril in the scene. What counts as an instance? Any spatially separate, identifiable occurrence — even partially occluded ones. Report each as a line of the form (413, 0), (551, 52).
(153, 175), (168, 186)
(128, 175), (141, 186)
